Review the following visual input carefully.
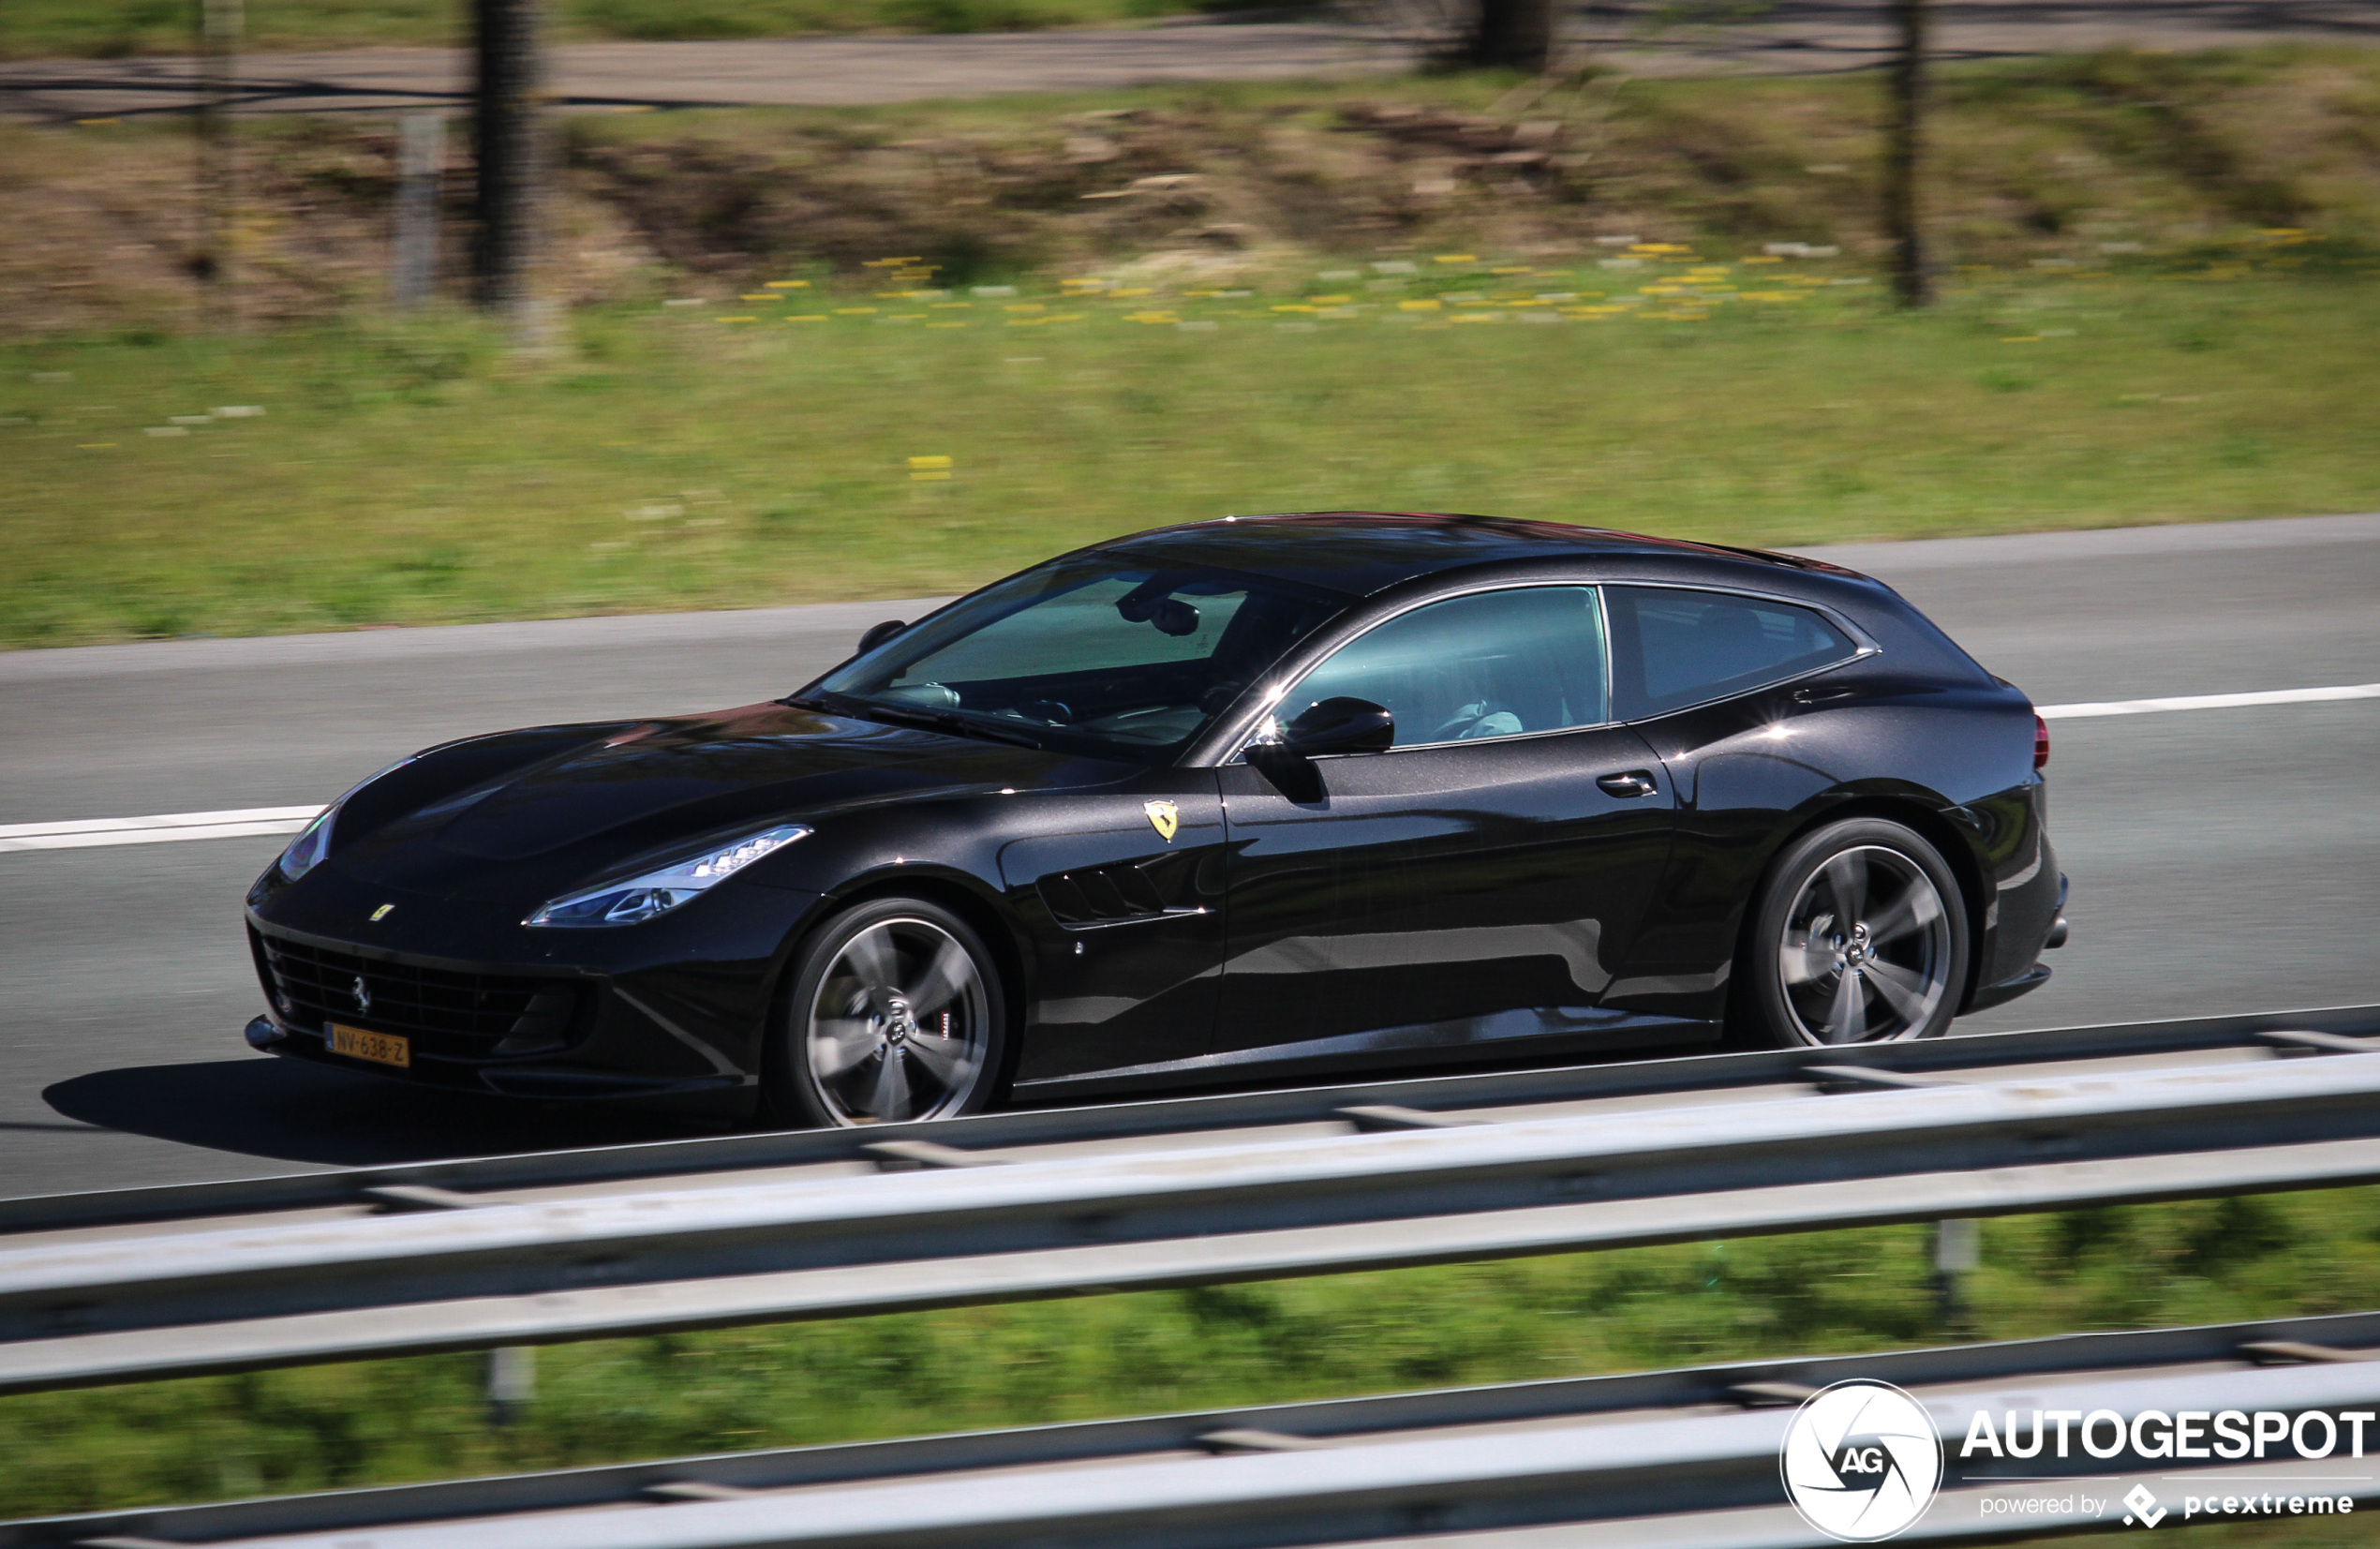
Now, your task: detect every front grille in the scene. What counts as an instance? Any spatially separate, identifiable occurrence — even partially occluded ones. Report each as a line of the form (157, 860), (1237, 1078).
(252, 931), (581, 1063)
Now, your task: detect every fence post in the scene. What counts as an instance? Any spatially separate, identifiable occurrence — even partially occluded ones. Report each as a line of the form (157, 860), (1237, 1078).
(472, 0), (559, 350)
(392, 112), (447, 309)
(194, 0), (244, 324)
(1883, 0), (1933, 306)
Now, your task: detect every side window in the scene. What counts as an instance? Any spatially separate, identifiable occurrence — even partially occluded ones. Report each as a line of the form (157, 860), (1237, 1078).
(1285, 587), (1608, 749)
(1606, 586), (1857, 719)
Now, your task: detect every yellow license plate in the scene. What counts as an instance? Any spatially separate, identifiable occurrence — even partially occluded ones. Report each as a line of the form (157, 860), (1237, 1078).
(328, 1022), (410, 1068)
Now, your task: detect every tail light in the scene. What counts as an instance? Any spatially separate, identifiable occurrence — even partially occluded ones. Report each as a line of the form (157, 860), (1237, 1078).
(2033, 713), (2051, 770)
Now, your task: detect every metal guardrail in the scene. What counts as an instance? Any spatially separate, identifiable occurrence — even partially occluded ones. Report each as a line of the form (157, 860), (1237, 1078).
(9, 1003), (2374, 1238)
(5, 1007), (2380, 1393)
(12, 1311), (2380, 1549)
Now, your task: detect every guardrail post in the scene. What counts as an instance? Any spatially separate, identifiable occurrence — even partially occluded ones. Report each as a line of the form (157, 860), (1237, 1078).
(487, 1344), (535, 1423)
(1932, 1217), (1979, 1328)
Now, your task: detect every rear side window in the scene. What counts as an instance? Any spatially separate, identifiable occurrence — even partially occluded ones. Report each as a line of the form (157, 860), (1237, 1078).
(1606, 586), (1858, 720)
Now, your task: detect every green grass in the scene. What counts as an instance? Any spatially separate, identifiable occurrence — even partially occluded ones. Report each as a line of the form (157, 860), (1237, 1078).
(3, 259), (2377, 648)
(0, 0), (1224, 59)
(4, 1190), (2380, 1520)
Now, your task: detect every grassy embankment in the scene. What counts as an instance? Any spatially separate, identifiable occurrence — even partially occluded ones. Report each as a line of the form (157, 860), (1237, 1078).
(4, 250), (2377, 648)
(3, 1192), (2379, 1528)
(12, 52), (2380, 334)
(0, 0), (1225, 58)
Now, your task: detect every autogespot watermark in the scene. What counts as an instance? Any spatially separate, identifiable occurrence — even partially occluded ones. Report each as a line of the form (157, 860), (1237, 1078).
(1778, 1381), (2374, 1542)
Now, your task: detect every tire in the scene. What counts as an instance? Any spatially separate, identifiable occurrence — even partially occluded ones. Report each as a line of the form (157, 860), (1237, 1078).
(762, 897), (1007, 1128)
(1733, 818), (1970, 1048)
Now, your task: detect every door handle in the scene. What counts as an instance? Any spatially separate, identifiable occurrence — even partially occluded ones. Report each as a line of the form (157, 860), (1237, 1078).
(1792, 684), (1854, 705)
(1597, 770), (1659, 798)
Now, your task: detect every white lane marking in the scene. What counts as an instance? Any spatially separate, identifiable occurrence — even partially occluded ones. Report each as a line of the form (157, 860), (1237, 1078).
(4, 681), (2375, 854)
(0, 805), (321, 853)
(2039, 682), (2380, 720)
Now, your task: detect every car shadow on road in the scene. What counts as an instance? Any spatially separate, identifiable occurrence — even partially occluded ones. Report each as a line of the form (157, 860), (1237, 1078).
(44, 1057), (707, 1167)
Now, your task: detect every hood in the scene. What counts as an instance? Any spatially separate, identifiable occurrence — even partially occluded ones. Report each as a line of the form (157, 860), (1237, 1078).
(334, 702), (1127, 894)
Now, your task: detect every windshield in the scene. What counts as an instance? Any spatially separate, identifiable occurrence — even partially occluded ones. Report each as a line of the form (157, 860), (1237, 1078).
(807, 553), (1350, 762)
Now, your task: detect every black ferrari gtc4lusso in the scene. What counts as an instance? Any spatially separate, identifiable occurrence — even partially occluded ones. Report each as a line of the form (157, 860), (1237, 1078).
(245, 514), (2068, 1127)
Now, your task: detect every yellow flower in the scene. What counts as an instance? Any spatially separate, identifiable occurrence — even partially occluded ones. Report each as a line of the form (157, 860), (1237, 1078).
(908, 455), (954, 482)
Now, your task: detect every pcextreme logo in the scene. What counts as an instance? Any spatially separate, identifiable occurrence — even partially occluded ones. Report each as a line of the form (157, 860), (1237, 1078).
(1780, 1380), (1945, 1542)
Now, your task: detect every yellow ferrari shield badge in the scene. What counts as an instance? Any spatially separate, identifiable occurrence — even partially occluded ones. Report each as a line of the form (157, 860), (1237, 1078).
(1143, 799), (1180, 842)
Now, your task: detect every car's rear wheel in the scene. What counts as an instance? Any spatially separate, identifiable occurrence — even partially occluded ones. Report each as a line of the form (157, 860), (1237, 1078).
(1735, 818), (1969, 1047)
(764, 898), (1005, 1127)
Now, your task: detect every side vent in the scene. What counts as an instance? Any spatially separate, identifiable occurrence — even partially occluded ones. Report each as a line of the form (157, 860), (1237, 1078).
(1038, 861), (1173, 926)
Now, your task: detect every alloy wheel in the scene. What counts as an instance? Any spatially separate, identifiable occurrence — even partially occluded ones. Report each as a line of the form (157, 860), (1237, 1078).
(1776, 845), (1954, 1044)
(804, 916), (990, 1124)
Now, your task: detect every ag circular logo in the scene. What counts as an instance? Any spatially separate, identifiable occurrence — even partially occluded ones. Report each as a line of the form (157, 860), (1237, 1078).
(1779, 1379), (1944, 1542)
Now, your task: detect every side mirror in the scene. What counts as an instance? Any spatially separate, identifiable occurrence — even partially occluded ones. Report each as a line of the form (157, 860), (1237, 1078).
(856, 618), (907, 654)
(1280, 696), (1396, 757)
(1245, 697), (1394, 800)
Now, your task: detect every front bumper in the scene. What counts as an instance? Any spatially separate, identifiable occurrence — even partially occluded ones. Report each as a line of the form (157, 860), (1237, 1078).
(240, 842), (833, 1112)
(245, 1013), (752, 1110)
(240, 882), (824, 1113)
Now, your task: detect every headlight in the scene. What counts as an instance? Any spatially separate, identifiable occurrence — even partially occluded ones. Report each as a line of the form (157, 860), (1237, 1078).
(273, 757), (417, 884)
(525, 824), (812, 928)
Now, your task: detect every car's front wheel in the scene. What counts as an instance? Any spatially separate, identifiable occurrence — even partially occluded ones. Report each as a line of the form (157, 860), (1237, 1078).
(764, 897), (1005, 1127)
(1734, 818), (1969, 1048)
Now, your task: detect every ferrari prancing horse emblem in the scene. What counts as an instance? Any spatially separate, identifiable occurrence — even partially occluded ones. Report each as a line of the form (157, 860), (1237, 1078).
(1143, 800), (1180, 842)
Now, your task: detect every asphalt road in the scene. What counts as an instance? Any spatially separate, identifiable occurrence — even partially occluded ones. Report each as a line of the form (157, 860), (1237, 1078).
(4, 0), (2372, 122)
(1, 513), (2375, 1199)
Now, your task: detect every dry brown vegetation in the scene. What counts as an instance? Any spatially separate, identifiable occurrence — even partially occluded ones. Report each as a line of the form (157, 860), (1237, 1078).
(4, 47), (2377, 337)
